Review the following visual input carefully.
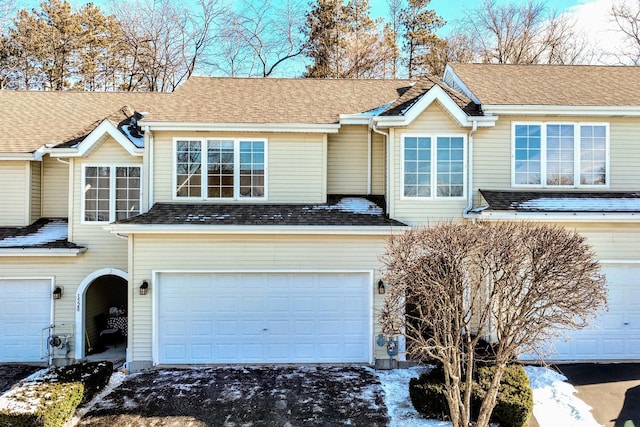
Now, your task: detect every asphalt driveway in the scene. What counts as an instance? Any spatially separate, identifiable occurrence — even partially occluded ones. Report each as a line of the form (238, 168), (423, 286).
(77, 365), (389, 426)
(556, 363), (640, 427)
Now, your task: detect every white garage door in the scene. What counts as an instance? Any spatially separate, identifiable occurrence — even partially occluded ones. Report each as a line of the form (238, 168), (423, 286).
(0, 279), (52, 362)
(156, 272), (371, 364)
(547, 264), (640, 361)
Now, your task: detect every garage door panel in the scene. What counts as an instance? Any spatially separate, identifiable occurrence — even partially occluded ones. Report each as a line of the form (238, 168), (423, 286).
(542, 265), (640, 361)
(0, 279), (51, 362)
(157, 272), (371, 364)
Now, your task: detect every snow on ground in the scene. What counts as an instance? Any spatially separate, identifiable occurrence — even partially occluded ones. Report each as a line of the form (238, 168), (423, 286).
(69, 370), (128, 424)
(524, 366), (602, 427)
(374, 365), (601, 427)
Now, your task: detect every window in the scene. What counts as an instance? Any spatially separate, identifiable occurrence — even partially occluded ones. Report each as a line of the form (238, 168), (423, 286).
(84, 165), (141, 222)
(513, 123), (608, 187)
(402, 134), (465, 198)
(175, 138), (266, 199)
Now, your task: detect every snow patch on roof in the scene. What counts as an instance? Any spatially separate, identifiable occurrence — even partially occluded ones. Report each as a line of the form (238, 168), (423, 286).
(311, 197), (383, 215)
(0, 221), (67, 247)
(361, 100), (395, 116)
(120, 113), (146, 148)
(517, 197), (640, 211)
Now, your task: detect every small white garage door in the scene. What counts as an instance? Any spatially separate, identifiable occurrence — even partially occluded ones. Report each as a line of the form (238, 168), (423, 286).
(156, 272), (371, 364)
(547, 264), (640, 361)
(0, 279), (52, 362)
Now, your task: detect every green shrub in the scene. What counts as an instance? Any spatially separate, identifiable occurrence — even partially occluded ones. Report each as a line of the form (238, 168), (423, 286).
(0, 382), (83, 427)
(474, 364), (533, 427)
(409, 363), (533, 427)
(408, 365), (449, 419)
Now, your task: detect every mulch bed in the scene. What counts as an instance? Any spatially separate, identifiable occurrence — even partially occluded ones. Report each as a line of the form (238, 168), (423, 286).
(78, 365), (389, 426)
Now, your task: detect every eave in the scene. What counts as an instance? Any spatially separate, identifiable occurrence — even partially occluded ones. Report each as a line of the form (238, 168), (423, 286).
(0, 247), (87, 257)
(140, 121), (341, 134)
(464, 211), (640, 223)
(105, 224), (408, 236)
(482, 105), (640, 116)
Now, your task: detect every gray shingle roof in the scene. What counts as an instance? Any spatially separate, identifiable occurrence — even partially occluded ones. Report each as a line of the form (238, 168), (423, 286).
(116, 197), (407, 227)
(449, 63), (640, 106)
(479, 190), (640, 212)
(0, 218), (84, 249)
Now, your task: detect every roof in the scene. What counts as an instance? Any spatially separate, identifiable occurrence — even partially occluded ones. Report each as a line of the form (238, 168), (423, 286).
(479, 190), (640, 213)
(382, 75), (481, 116)
(0, 91), (162, 153)
(144, 77), (414, 124)
(448, 63), (640, 106)
(115, 197), (407, 227)
(0, 218), (85, 249)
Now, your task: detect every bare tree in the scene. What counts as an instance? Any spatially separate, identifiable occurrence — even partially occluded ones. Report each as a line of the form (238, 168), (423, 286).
(611, 0), (640, 64)
(461, 0), (590, 64)
(110, 0), (222, 92)
(380, 222), (607, 427)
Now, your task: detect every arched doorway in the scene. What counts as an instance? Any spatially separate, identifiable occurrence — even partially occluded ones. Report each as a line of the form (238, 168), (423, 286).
(75, 268), (128, 360)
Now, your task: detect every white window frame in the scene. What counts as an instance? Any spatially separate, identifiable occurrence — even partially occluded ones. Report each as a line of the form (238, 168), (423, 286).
(400, 133), (467, 200)
(81, 164), (142, 224)
(172, 137), (268, 201)
(511, 122), (610, 188)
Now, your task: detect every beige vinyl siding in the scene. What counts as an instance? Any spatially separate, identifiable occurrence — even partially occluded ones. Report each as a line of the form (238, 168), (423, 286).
(152, 131), (325, 204)
(0, 161), (29, 226)
(30, 161), (42, 223)
(128, 233), (390, 364)
(42, 155), (69, 218)
(328, 125), (368, 194)
(473, 115), (640, 206)
(564, 222), (640, 261)
(391, 102), (468, 225)
(371, 131), (386, 195)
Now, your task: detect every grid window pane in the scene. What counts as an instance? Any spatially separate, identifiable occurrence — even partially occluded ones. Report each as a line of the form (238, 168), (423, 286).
(115, 167), (141, 220)
(436, 137), (464, 197)
(238, 141), (265, 197)
(404, 137), (431, 197)
(84, 166), (110, 221)
(514, 125), (542, 185)
(580, 125), (607, 185)
(207, 140), (235, 198)
(176, 140), (202, 197)
(546, 124), (574, 185)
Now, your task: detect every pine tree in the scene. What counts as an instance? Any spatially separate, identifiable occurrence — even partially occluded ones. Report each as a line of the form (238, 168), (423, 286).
(399, 0), (445, 78)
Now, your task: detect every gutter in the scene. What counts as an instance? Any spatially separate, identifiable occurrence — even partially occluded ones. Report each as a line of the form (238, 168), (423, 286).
(463, 211), (640, 223)
(464, 120), (478, 215)
(104, 224), (409, 236)
(0, 247), (87, 257)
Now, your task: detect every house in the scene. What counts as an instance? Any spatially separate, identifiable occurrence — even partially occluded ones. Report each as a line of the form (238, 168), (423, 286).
(0, 64), (638, 371)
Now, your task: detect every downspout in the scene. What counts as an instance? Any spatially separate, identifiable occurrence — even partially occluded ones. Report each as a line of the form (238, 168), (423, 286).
(145, 126), (154, 209)
(464, 120), (478, 215)
(370, 119), (390, 215)
(367, 125), (372, 195)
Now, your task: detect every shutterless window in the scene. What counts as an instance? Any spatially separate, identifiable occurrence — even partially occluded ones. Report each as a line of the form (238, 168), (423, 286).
(403, 135), (465, 198)
(514, 123), (607, 187)
(84, 166), (141, 222)
(175, 138), (266, 199)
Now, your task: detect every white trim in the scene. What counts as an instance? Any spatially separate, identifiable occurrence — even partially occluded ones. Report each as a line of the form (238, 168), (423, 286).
(465, 211), (640, 222)
(172, 137), (268, 201)
(0, 153), (39, 160)
(511, 121), (610, 189)
(483, 105), (640, 116)
(105, 224), (407, 235)
(75, 268), (128, 363)
(50, 120), (143, 158)
(400, 132), (467, 201)
(81, 164), (143, 224)
(0, 248), (86, 256)
(24, 162), (31, 225)
(151, 270), (374, 366)
(361, 85), (497, 129)
(141, 121), (340, 134)
(599, 259), (640, 264)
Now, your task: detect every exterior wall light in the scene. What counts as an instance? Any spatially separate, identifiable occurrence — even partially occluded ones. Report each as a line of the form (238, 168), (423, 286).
(53, 286), (63, 300)
(377, 280), (385, 294)
(139, 280), (149, 295)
